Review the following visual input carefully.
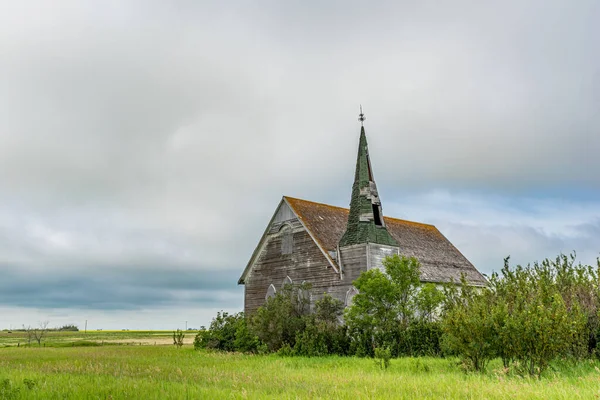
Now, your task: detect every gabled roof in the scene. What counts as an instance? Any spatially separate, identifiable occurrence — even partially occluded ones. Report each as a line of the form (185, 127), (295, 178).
(238, 196), (487, 286)
(285, 196), (487, 286)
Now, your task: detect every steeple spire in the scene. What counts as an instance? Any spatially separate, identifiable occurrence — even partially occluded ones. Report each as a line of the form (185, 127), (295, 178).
(339, 109), (398, 247)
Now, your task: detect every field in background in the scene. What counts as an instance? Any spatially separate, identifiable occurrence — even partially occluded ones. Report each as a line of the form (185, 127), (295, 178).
(1, 345), (600, 399)
(0, 330), (197, 347)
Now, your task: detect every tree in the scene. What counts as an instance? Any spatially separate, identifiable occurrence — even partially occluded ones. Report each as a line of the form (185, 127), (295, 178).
(31, 321), (49, 346)
(345, 255), (441, 357)
(22, 325), (34, 346)
(173, 329), (185, 348)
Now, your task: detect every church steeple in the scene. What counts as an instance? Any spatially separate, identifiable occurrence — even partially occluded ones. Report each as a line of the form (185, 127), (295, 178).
(339, 110), (398, 248)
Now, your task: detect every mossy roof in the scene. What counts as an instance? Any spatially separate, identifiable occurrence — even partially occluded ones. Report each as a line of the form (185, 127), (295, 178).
(285, 196), (487, 286)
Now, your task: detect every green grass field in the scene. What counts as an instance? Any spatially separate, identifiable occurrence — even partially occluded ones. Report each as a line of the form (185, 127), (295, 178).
(1, 332), (600, 399)
(1, 349), (600, 399)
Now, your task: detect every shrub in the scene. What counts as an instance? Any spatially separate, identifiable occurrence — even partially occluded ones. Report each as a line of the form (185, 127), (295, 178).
(374, 347), (391, 370)
(441, 254), (594, 376)
(194, 311), (263, 353)
(0, 379), (20, 399)
(56, 324), (79, 332)
(194, 312), (244, 352)
(441, 279), (496, 372)
(294, 295), (350, 356)
(173, 329), (185, 348)
(500, 257), (587, 376)
(402, 321), (443, 357)
(250, 282), (311, 352)
(233, 317), (262, 354)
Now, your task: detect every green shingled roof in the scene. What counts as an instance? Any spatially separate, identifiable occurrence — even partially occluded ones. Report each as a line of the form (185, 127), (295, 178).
(339, 127), (398, 247)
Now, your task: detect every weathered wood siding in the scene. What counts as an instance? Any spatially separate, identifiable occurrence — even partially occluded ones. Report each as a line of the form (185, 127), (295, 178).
(367, 244), (399, 271)
(243, 202), (405, 314)
(244, 217), (342, 315)
(272, 202), (295, 223)
(329, 244), (369, 305)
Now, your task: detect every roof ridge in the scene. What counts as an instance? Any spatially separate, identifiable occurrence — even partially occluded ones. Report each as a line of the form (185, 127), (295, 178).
(283, 195), (437, 229)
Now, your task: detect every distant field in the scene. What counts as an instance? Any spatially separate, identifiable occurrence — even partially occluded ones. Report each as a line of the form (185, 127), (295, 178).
(0, 330), (198, 347)
(1, 345), (600, 399)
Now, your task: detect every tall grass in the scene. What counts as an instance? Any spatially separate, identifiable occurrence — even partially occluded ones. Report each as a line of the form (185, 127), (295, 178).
(1, 346), (599, 399)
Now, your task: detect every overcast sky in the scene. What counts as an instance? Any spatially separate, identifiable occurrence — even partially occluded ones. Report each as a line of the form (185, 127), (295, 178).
(1, 0), (599, 330)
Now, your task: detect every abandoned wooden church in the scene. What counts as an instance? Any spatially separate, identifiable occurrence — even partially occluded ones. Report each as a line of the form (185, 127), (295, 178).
(239, 114), (486, 314)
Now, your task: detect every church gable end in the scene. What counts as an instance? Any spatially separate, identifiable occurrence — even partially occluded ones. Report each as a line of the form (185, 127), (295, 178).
(240, 199), (343, 315)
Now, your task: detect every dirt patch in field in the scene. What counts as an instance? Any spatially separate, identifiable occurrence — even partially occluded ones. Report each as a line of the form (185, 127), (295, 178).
(105, 337), (195, 346)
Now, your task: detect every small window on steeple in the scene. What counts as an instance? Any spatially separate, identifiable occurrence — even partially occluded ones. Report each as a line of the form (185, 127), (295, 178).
(372, 204), (383, 226)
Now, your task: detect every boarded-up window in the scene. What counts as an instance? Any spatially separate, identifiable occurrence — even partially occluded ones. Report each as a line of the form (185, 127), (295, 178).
(298, 280), (311, 312)
(265, 284), (276, 300)
(281, 225), (293, 255)
(345, 287), (359, 307)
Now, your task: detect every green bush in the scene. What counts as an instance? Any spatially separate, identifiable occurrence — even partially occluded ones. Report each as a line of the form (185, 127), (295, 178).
(0, 379), (20, 399)
(233, 317), (263, 354)
(173, 329), (185, 348)
(250, 282), (311, 352)
(56, 324), (79, 332)
(193, 311), (264, 354)
(374, 347), (391, 370)
(345, 255), (445, 357)
(402, 321), (443, 357)
(197, 252), (599, 376)
(441, 279), (497, 372)
(294, 295), (350, 356)
(441, 254), (594, 376)
(194, 312), (245, 352)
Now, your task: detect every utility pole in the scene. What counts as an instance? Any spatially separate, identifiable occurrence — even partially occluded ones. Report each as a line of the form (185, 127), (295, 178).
(185, 321), (188, 331)
(85, 320), (87, 335)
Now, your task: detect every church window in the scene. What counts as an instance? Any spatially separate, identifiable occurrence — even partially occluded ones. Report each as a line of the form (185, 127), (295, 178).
(282, 275), (293, 289)
(281, 225), (293, 254)
(345, 286), (359, 307)
(298, 280), (311, 312)
(265, 284), (276, 300)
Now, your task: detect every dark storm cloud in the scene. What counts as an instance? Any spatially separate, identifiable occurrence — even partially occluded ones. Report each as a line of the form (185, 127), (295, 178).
(0, 264), (239, 310)
(0, 0), (599, 326)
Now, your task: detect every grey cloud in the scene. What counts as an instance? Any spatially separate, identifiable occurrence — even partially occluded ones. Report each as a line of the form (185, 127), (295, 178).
(429, 216), (600, 275)
(0, 264), (240, 310)
(0, 1), (598, 326)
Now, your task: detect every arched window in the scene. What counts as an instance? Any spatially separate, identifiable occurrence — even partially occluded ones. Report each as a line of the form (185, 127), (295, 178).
(298, 280), (310, 301)
(345, 287), (359, 307)
(281, 276), (293, 289)
(298, 280), (311, 312)
(265, 284), (276, 300)
(280, 225), (293, 255)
